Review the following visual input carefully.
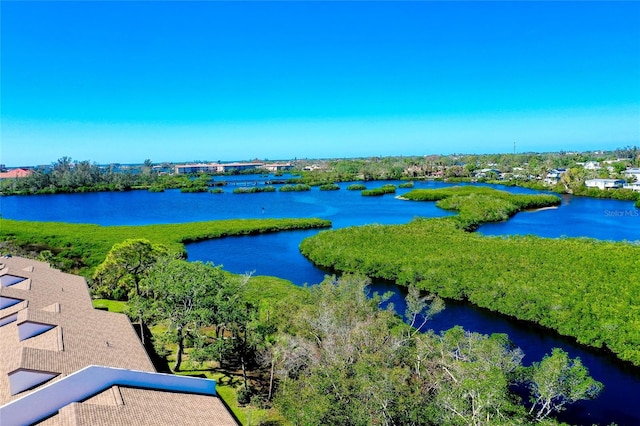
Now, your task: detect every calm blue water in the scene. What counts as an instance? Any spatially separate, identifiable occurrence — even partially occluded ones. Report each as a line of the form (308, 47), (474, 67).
(2, 178), (640, 424)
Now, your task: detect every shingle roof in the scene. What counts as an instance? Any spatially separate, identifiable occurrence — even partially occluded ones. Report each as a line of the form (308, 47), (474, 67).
(0, 258), (155, 405)
(38, 387), (238, 426)
(0, 257), (238, 426)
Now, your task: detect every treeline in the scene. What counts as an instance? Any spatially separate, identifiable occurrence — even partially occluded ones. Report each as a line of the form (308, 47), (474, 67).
(1, 157), (143, 194)
(295, 146), (639, 182)
(0, 157), (188, 195)
(300, 188), (640, 366)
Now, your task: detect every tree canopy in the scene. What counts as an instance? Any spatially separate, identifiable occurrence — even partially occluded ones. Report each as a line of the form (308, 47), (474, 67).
(91, 238), (169, 300)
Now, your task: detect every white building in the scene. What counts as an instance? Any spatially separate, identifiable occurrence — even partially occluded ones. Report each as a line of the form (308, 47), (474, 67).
(583, 161), (601, 170)
(585, 178), (625, 190)
(544, 169), (566, 185)
(623, 168), (640, 182)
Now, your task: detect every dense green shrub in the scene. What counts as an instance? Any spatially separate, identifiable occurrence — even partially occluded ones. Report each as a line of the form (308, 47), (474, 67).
(0, 217), (331, 276)
(402, 186), (560, 230)
(319, 183), (340, 191)
(361, 184), (396, 196)
(180, 186), (208, 193)
(299, 187), (640, 366)
(280, 184), (311, 192)
(346, 184), (367, 191)
(233, 186), (276, 194)
(398, 181), (414, 188)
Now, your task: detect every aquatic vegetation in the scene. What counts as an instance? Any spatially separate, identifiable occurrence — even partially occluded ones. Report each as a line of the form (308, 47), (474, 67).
(319, 183), (340, 191)
(401, 186), (561, 230)
(300, 187), (640, 365)
(361, 184), (396, 196)
(0, 217), (331, 275)
(279, 184), (311, 192)
(346, 183), (367, 191)
(233, 186), (276, 194)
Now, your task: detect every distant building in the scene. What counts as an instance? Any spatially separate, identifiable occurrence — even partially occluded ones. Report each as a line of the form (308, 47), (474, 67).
(623, 168), (640, 182)
(474, 168), (501, 179)
(0, 256), (237, 426)
(174, 163), (222, 174)
(174, 162), (292, 174)
(544, 169), (566, 185)
(583, 161), (601, 170)
(0, 168), (32, 179)
(623, 182), (640, 192)
(585, 178), (625, 190)
(262, 163), (293, 172)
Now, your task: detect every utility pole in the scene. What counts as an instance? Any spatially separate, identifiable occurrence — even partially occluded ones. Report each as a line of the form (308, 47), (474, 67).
(513, 141), (516, 154)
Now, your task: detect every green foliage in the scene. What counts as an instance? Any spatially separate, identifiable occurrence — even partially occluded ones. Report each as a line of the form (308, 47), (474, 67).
(300, 217), (640, 365)
(271, 275), (588, 425)
(346, 183), (367, 191)
(180, 186), (208, 193)
(92, 239), (169, 300)
(573, 186), (640, 201)
(398, 181), (414, 188)
(279, 184), (311, 192)
(0, 157), (155, 195)
(318, 183), (340, 191)
(525, 348), (603, 421)
(131, 258), (237, 371)
(0, 217), (331, 276)
(361, 184), (396, 196)
(209, 188), (224, 194)
(233, 186), (276, 194)
(402, 186), (561, 230)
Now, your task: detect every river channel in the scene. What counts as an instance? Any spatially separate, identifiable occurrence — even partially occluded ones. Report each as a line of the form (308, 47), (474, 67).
(2, 177), (639, 424)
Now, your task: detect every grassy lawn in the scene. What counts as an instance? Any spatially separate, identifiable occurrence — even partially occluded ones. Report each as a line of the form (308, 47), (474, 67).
(92, 298), (127, 313)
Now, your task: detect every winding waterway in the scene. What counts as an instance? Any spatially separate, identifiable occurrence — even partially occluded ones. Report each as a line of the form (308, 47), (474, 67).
(2, 177), (639, 424)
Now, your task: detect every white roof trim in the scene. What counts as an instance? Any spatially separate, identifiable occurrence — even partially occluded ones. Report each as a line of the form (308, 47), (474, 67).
(0, 365), (217, 425)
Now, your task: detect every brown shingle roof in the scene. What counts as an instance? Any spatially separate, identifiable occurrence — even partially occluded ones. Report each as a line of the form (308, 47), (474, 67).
(38, 387), (238, 426)
(0, 257), (237, 426)
(0, 258), (154, 405)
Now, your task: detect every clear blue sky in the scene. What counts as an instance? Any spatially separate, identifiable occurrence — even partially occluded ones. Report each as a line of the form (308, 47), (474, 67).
(2, 1), (639, 166)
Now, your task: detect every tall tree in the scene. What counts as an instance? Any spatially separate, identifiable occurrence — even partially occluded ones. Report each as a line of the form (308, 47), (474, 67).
(134, 258), (233, 372)
(92, 239), (168, 299)
(92, 239), (168, 342)
(526, 348), (603, 421)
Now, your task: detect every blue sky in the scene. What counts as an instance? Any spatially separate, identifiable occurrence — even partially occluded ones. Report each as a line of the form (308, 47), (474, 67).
(1, 1), (639, 166)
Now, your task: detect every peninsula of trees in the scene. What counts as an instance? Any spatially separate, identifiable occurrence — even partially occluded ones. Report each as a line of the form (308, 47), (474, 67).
(300, 187), (640, 366)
